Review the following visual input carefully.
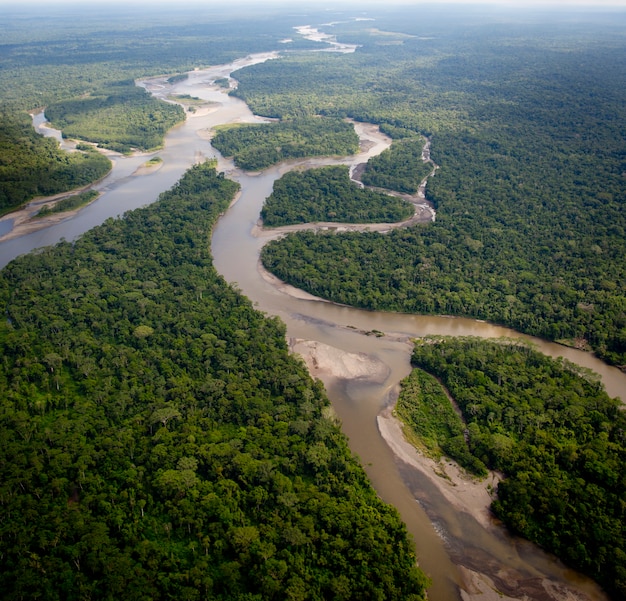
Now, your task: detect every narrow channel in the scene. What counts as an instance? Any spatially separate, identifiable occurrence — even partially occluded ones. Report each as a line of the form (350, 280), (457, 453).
(209, 124), (621, 601)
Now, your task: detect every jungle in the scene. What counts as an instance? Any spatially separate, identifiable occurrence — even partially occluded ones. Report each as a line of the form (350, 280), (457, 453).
(0, 6), (435, 599)
(251, 11), (626, 368)
(1, 3), (625, 600)
(0, 161), (427, 601)
(260, 165), (413, 226)
(211, 118), (359, 171)
(399, 336), (626, 599)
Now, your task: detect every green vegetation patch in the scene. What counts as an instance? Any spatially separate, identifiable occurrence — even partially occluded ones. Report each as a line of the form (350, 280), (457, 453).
(211, 117), (359, 171)
(45, 80), (185, 153)
(36, 190), (99, 217)
(396, 368), (487, 476)
(0, 111), (111, 214)
(410, 336), (625, 599)
(360, 138), (434, 195)
(0, 161), (428, 601)
(167, 73), (189, 84)
(240, 21), (626, 368)
(261, 165), (413, 226)
(0, 9), (293, 111)
(170, 94), (206, 106)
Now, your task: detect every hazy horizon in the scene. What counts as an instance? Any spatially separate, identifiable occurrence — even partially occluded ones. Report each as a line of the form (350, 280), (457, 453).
(2, 0), (626, 8)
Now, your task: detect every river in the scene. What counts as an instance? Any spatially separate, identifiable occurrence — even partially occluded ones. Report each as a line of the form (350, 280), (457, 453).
(1, 49), (623, 601)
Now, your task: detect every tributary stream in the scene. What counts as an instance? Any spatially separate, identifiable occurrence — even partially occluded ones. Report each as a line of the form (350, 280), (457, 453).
(1, 51), (624, 601)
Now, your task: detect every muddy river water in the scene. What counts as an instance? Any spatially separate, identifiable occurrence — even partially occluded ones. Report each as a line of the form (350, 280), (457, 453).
(1, 51), (624, 601)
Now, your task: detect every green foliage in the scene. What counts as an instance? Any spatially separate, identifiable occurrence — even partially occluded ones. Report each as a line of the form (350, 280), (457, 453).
(4, 6), (626, 597)
(256, 28), (626, 367)
(0, 162), (428, 601)
(212, 118), (358, 171)
(0, 7), (305, 111)
(230, 48), (443, 132)
(410, 336), (626, 599)
(396, 369), (487, 476)
(261, 165), (412, 226)
(45, 81), (185, 153)
(0, 111), (111, 213)
(360, 139), (433, 195)
(167, 74), (189, 84)
(36, 190), (99, 217)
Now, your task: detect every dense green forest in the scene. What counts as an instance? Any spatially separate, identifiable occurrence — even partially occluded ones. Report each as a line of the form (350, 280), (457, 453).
(0, 8), (316, 110)
(247, 19), (626, 367)
(396, 368), (488, 476)
(0, 7), (317, 210)
(211, 118), (359, 171)
(0, 162), (428, 600)
(261, 165), (412, 226)
(2, 5), (626, 599)
(36, 190), (100, 218)
(401, 337), (625, 599)
(0, 111), (111, 214)
(360, 138), (433, 195)
(45, 81), (185, 153)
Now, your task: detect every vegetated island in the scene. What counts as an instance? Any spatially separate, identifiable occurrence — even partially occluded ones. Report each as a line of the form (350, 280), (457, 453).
(1, 83), (181, 222)
(359, 137), (434, 195)
(1, 78), (184, 232)
(0, 161), (429, 601)
(261, 165), (413, 226)
(211, 117), (359, 171)
(392, 336), (625, 600)
(45, 80), (185, 154)
(0, 187), (106, 243)
(234, 17), (626, 370)
(0, 112), (111, 216)
(0, 4), (301, 218)
(2, 5), (625, 600)
(35, 190), (100, 218)
(133, 156), (164, 176)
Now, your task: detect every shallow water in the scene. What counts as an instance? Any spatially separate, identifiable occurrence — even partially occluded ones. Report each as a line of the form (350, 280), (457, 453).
(1, 49), (621, 601)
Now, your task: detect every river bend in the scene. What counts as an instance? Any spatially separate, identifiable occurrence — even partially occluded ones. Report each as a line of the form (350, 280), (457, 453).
(0, 48), (623, 601)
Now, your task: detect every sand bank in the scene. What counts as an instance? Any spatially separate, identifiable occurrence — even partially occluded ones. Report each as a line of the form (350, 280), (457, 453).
(290, 338), (606, 601)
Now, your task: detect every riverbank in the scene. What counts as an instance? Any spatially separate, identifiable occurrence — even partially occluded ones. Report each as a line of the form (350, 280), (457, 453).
(350, 135), (438, 226)
(0, 150), (165, 242)
(380, 405), (604, 601)
(252, 133), (437, 239)
(291, 338), (607, 601)
(377, 404), (501, 532)
(0, 189), (103, 242)
(0, 139), (167, 243)
(3, 47), (619, 601)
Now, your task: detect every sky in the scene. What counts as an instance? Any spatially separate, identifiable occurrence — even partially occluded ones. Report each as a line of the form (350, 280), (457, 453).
(2, 0), (626, 6)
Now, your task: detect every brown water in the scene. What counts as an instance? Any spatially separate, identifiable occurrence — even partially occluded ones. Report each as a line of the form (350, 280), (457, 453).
(0, 53), (278, 269)
(211, 140), (622, 601)
(2, 52), (623, 601)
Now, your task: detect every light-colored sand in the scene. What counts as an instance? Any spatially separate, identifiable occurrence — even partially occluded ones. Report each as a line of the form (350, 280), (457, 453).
(259, 261), (334, 301)
(0, 151), (164, 242)
(290, 338), (604, 601)
(184, 104), (221, 118)
(132, 161), (164, 176)
(377, 406), (501, 530)
(291, 336), (499, 529)
(0, 192), (99, 242)
(290, 338), (389, 383)
(290, 336), (499, 530)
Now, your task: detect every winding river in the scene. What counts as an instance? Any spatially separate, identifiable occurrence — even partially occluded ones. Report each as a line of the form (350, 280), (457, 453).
(1, 49), (624, 601)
